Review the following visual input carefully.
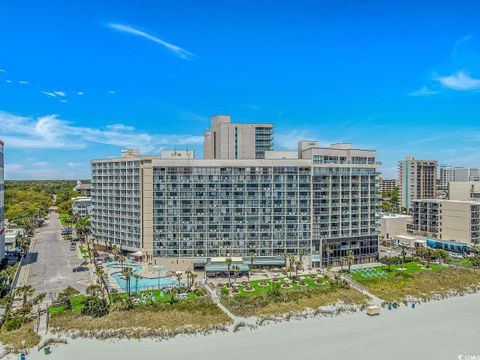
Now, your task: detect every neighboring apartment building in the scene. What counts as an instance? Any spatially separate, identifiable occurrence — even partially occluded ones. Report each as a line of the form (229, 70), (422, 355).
(439, 165), (480, 188)
(408, 199), (480, 245)
(203, 115), (273, 159)
(72, 196), (93, 217)
(449, 181), (480, 201)
(74, 180), (92, 196)
(398, 157), (437, 210)
(378, 214), (412, 240)
(0, 140), (4, 262)
(379, 179), (398, 193)
(92, 133), (380, 268)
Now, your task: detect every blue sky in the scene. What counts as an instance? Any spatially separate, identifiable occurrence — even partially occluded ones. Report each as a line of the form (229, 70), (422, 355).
(1, 0), (480, 180)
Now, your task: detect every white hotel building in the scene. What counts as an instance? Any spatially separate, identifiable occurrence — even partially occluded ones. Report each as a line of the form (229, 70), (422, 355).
(91, 116), (380, 268)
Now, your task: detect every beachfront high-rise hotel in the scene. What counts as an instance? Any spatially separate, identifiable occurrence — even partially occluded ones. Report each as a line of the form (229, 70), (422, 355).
(91, 115), (380, 267)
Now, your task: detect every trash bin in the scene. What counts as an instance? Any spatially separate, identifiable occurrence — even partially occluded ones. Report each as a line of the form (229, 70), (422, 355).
(44, 346), (51, 355)
(412, 303), (416, 309)
(388, 303), (392, 310)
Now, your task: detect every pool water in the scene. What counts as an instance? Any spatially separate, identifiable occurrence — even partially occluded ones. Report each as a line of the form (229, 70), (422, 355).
(107, 264), (178, 292)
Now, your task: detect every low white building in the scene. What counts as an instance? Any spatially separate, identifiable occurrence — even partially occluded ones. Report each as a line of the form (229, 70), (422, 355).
(5, 228), (24, 250)
(72, 197), (92, 217)
(378, 213), (412, 240)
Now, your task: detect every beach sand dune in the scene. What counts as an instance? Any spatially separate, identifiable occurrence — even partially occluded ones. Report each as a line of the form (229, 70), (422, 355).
(21, 293), (480, 360)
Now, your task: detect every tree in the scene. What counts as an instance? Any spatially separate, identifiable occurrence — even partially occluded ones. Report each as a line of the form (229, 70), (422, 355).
(58, 286), (80, 309)
(232, 265), (240, 283)
(399, 244), (408, 266)
(346, 250), (355, 272)
(249, 252), (256, 282)
(15, 284), (34, 305)
(380, 256), (394, 271)
(225, 257), (233, 288)
(118, 256), (127, 270)
(86, 284), (102, 297)
(325, 246), (333, 267)
(175, 272), (183, 288)
(33, 292), (46, 305)
(471, 256), (480, 267)
(133, 274), (140, 295)
(299, 249), (305, 266)
(121, 267), (134, 297)
(82, 296), (109, 318)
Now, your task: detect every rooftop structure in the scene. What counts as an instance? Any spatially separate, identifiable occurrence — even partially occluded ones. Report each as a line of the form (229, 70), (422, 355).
(203, 115), (273, 159)
(72, 196), (93, 217)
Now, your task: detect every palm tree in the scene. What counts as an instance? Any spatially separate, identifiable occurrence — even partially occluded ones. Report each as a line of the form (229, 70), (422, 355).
(399, 244), (408, 266)
(121, 267), (134, 297)
(347, 249), (355, 272)
(283, 252), (288, 273)
(86, 284), (102, 297)
(175, 272), (183, 288)
(326, 246), (333, 267)
(249, 252), (256, 281)
(112, 245), (120, 260)
(118, 255), (126, 270)
(225, 257), (233, 288)
(15, 284), (34, 305)
(133, 274), (140, 295)
(232, 265), (240, 283)
(299, 249), (304, 265)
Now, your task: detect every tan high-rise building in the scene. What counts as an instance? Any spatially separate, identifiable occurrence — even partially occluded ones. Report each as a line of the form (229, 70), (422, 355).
(203, 115), (273, 159)
(409, 199), (480, 244)
(398, 157), (437, 210)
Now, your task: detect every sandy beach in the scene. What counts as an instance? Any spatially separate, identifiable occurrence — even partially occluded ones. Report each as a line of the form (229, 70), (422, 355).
(11, 293), (479, 360)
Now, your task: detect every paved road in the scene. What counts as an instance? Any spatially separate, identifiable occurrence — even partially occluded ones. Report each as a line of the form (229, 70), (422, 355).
(24, 209), (91, 298)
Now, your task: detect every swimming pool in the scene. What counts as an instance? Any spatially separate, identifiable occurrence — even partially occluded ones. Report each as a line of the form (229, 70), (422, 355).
(107, 264), (178, 293)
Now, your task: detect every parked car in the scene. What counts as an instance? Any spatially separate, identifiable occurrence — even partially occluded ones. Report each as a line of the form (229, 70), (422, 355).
(71, 238), (81, 242)
(70, 244), (77, 251)
(73, 265), (88, 272)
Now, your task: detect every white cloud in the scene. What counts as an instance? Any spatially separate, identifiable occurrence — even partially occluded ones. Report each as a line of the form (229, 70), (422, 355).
(107, 90), (116, 95)
(408, 86), (439, 96)
(435, 71), (480, 91)
(0, 110), (203, 152)
(33, 161), (49, 167)
(5, 80), (12, 84)
(0, 69), (5, 73)
(42, 91), (57, 97)
(18, 80), (29, 85)
(54, 91), (66, 97)
(107, 23), (194, 60)
(77, 91), (85, 96)
(59, 99), (67, 103)
(5, 163), (76, 180)
(67, 162), (82, 168)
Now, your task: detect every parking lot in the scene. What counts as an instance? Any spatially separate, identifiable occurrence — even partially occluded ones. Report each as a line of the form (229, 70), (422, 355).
(25, 209), (91, 297)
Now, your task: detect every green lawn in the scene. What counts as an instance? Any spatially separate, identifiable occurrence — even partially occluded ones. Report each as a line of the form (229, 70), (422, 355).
(451, 259), (472, 267)
(59, 212), (72, 226)
(110, 289), (197, 305)
(48, 295), (86, 314)
(350, 261), (446, 282)
(228, 274), (329, 298)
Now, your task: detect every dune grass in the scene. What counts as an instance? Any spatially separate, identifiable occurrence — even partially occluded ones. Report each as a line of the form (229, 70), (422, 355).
(0, 322), (40, 352)
(49, 298), (231, 339)
(358, 267), (480, 302)
(222, 285), (369, 318)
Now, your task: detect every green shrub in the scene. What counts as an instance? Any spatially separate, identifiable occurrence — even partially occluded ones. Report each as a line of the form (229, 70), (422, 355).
(81, 296), (109, 318)
(3, 316), (30, 332)
(221, 287), (230, 296)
